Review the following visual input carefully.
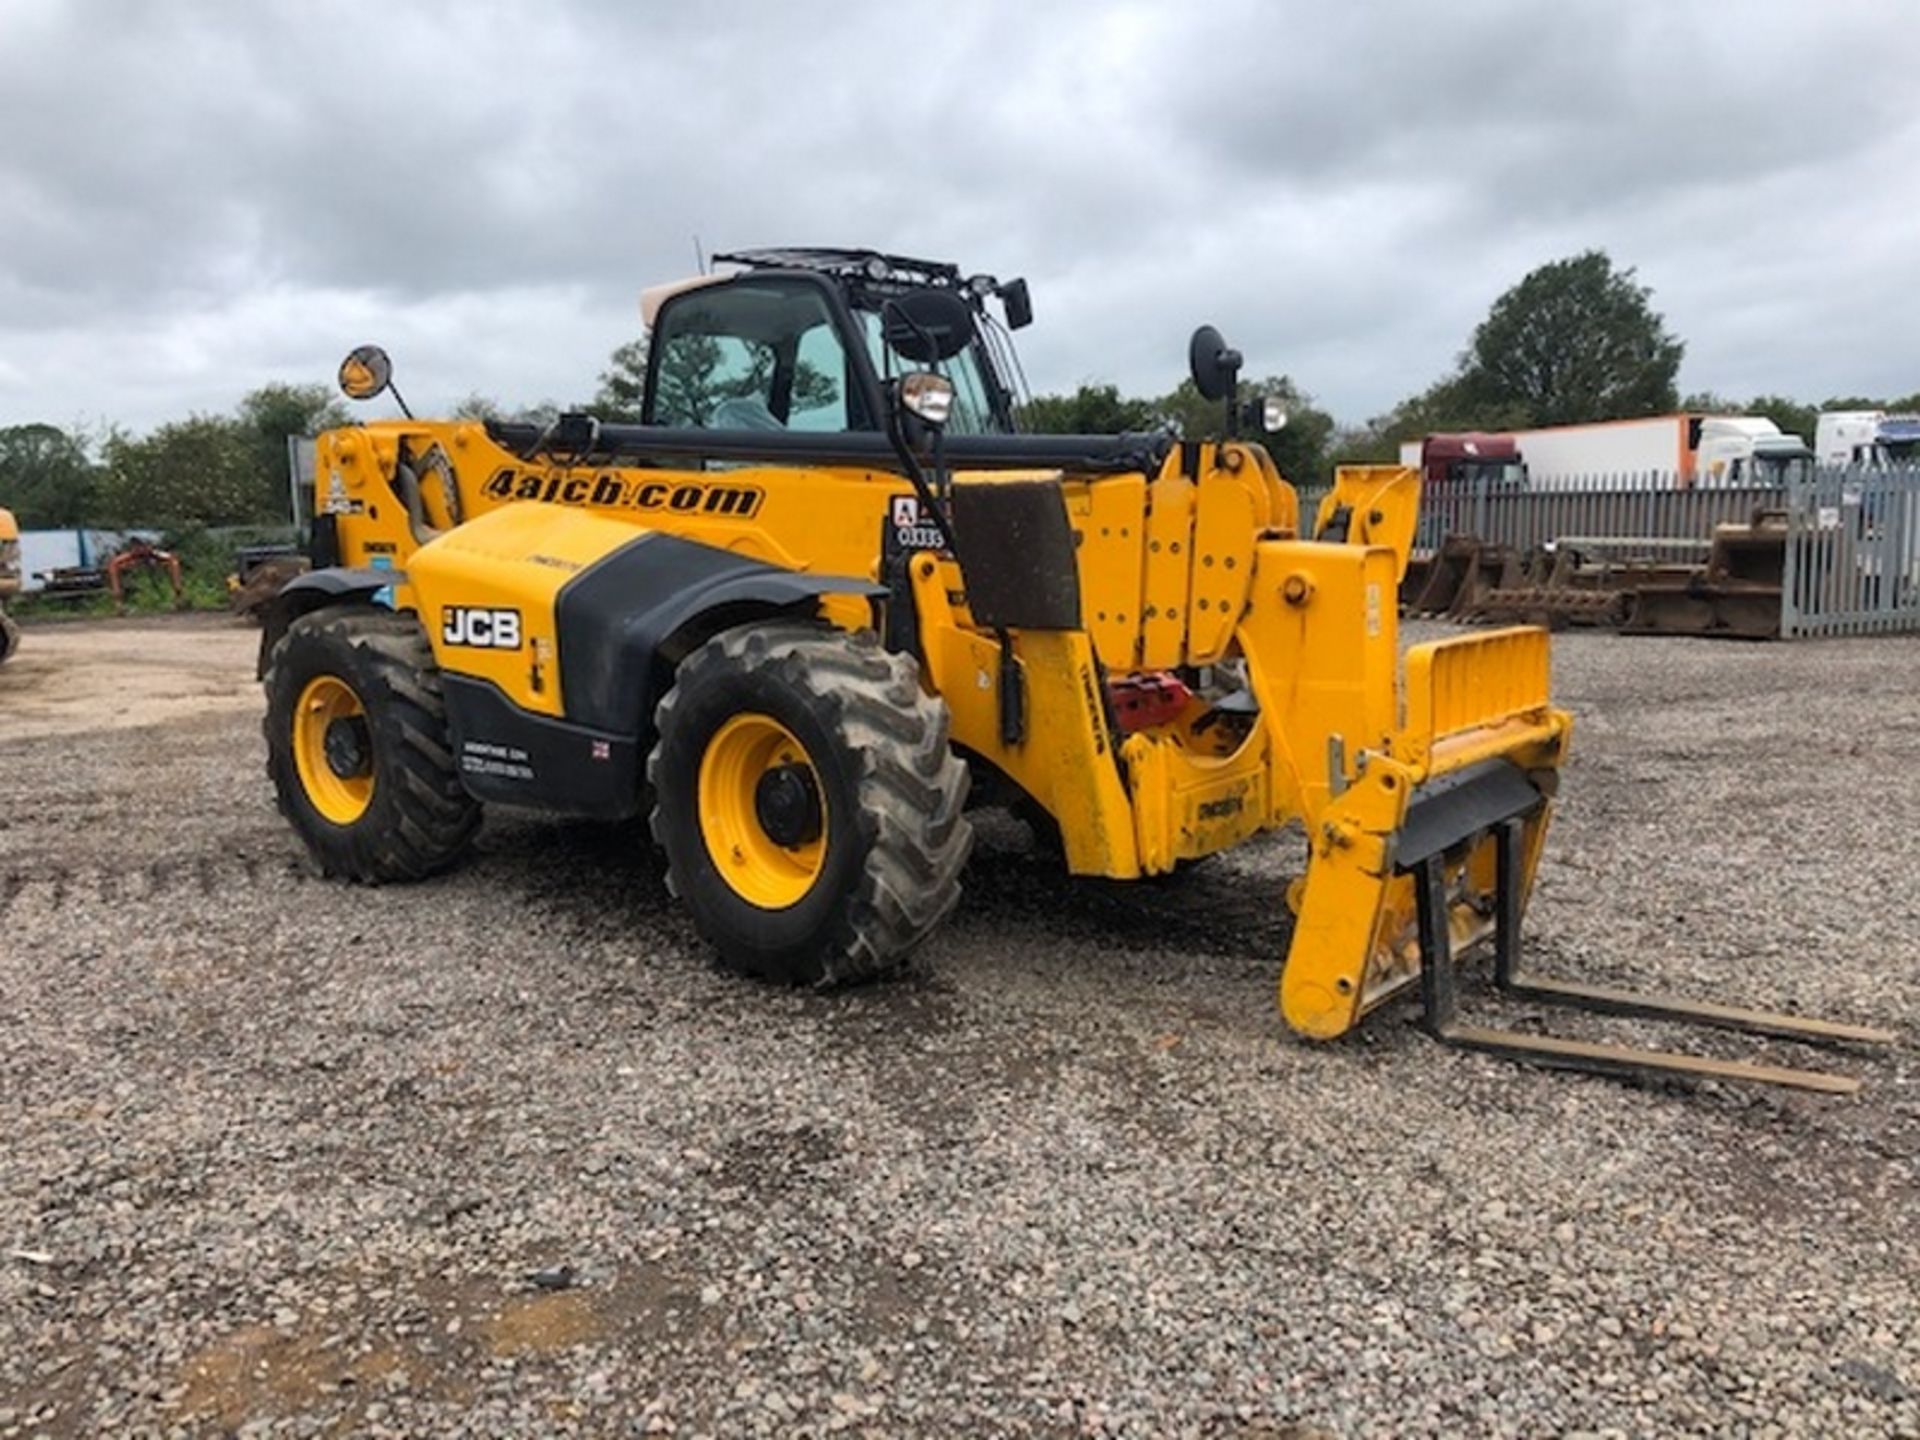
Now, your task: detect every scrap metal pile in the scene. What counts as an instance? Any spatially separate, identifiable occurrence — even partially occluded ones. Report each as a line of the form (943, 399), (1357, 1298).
(1403, 508), (1788, 640)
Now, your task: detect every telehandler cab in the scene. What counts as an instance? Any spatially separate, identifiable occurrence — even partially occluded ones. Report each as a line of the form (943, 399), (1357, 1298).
(262, 248), (1890, 1091)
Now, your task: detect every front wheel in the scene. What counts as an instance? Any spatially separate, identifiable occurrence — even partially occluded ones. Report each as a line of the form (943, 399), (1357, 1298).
(648, 621), (971, 986)
(263, 604), (481, 880)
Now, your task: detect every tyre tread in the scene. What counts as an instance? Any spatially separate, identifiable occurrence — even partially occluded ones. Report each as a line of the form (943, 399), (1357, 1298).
(263, 605), (481, 882)
(647, 622), (971, 985)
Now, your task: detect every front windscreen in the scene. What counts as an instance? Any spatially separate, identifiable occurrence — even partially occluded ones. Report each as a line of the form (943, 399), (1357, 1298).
(1754, 454), (1814, 486)
(1447, 459), (1527, 489)
(857, 308), (1008, 436)
(650, 280), (861, 432)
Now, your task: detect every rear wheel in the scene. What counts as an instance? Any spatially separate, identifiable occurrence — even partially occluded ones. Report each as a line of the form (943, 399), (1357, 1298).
(648, 621), (971, 986)
(264, 604), (481, 880)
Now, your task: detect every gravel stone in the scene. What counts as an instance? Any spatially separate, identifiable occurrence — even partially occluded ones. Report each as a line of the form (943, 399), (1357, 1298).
(0, 615), (1915, 1436)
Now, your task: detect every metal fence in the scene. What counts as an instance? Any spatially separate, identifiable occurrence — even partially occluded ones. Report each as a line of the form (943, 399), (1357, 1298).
(1781, 466), (1920, 637)
(1302, 463), (1920, 638)
(1411, 472), (1785, 554)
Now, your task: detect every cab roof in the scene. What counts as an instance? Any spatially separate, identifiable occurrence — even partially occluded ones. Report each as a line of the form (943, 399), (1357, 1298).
(640, 247), (991, 327)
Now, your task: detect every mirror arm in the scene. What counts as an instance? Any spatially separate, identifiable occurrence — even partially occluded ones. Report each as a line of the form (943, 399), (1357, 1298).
(930, 427), (950, 503)
(883, 402), (957, 553)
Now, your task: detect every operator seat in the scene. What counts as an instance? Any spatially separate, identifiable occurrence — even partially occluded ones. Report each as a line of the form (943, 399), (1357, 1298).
(711, 395), (785, 431)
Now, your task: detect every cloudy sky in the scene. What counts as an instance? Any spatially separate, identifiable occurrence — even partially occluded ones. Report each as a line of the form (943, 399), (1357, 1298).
(2, 0), (1914, 435)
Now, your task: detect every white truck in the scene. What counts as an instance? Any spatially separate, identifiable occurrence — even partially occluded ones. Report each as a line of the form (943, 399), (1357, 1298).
(1399, 413), (1813, 489)
(1692, 417), (1815, 486)
(1814, 411), (1920, 468)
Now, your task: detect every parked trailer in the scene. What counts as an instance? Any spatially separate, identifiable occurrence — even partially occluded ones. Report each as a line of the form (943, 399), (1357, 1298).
(1402, 415), (1812, 490)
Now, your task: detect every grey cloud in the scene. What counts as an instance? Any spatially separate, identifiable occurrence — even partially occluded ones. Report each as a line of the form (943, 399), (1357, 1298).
(1, 0), (1914, 434)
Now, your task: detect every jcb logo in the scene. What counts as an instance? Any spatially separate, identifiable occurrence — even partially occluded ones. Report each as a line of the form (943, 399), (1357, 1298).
(443, 606), (522, 649)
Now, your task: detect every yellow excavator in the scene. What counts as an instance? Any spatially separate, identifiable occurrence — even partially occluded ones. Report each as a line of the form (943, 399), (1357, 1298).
(258, 249), (1890, 1091)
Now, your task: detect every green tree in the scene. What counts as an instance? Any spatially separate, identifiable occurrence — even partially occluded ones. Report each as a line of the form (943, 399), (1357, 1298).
(1744, 394), (1820, 444)
(1326, 421), (1402, 470)
(653, 333), (736, 424)
(1152, 378), (1227, 440)
(1247, 378), (1335, 487)
(1679, 390), (1741, 415)
(450, 392), (507, 422)
(238, 383), (349, 523)
(1334, 374), (1534, 476)
(591, 338), (649, 422)
(452, 393), (563, 426)
(1029, 376), (1336, 483)
(0, 423), (98, 527)
(595, 332), (843, 427)
(1022, 384), (1159, 434)
(1154, 376), (1336, 486)
(99, 416), (265, 527)
(1454, 251), (1683, 426)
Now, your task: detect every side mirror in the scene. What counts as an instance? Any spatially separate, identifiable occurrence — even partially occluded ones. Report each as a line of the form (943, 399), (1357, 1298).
(882, 289), (977, 364)
(998, 277), (1033, 330)
(1188, 325), (1242, 402)
(338, 345), (394, 402)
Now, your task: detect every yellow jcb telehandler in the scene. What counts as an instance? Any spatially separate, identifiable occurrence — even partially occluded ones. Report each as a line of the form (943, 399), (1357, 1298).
(259, 248), (1890, 1091)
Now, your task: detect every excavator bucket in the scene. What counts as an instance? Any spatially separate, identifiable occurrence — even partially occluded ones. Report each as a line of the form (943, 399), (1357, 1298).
(1276, 626), (1892, 1092)
(1621, 510), (1789, 639)
(1401, 533), (1522, 617)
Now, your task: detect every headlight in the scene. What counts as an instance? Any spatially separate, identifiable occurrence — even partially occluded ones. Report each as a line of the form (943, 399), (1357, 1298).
(900, 372), (955, 427)
(1263, 396), (1289, 432)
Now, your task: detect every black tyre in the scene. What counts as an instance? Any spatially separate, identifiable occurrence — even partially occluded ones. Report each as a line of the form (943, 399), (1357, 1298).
(263, 604), (481, 880)
(648, 621), (971, 985)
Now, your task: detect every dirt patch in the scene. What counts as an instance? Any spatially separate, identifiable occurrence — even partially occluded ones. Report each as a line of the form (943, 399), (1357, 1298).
(175, 1323), (428, 1431)
(479, 1289), (606, 1357)
(0, 613), (260, 742)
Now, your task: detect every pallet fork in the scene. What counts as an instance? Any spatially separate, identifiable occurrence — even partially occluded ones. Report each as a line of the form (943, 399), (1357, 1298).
(1410, 816), (1894, 1094)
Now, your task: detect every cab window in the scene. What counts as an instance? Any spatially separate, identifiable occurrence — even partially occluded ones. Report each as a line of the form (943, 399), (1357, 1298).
(648, 279), (863, 431)
(857, 310), (1003, 435)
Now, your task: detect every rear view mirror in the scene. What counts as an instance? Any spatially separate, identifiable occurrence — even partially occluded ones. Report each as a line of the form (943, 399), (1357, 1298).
(338, 345), (393, 402)
(998, 277), (1033, 330)
(881, 290), (976, 364)
(1188, 325), (1242, 402)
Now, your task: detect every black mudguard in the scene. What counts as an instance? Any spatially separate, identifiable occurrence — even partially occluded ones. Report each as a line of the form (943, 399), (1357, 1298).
(552, 532), (883, 737)
(257, 566), (402, 678)
(430, 534), (883, 819)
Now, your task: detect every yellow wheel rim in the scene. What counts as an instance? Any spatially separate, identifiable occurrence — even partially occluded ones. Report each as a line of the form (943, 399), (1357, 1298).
(292, 674), (375, 825)
(696, 712), (828, 909)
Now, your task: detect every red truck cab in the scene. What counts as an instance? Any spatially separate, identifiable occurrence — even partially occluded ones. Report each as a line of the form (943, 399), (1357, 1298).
(1417, 433), (1527, 490)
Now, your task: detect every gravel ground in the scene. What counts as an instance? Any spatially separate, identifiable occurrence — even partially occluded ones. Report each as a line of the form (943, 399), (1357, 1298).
(1, 616), (1916, 1438)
